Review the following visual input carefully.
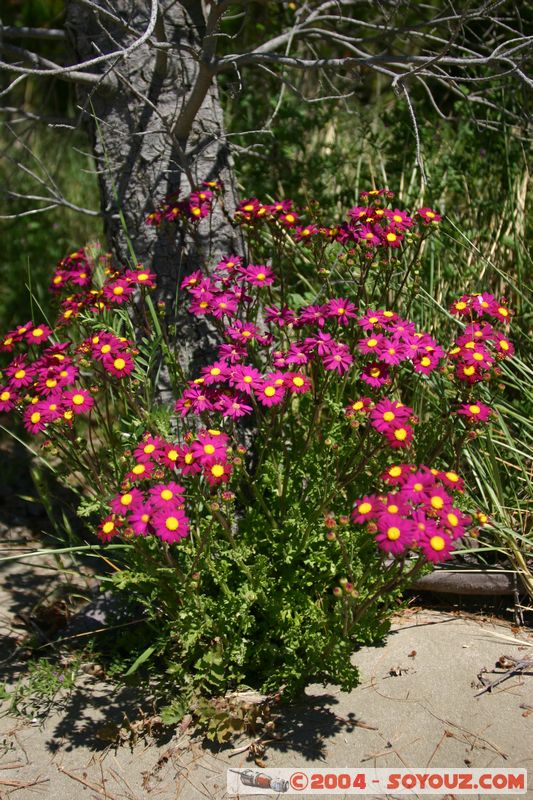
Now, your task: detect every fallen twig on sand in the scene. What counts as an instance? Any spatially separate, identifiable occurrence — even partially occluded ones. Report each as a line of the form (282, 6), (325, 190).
(476, 655), (533, 696)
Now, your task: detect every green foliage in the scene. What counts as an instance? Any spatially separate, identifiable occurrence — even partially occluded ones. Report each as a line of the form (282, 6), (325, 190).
(1, 654), (82, 720)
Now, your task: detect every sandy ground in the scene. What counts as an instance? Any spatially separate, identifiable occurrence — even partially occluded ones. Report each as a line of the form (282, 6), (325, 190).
(1, 598), (532, 800)
(0, 466), (531, 800)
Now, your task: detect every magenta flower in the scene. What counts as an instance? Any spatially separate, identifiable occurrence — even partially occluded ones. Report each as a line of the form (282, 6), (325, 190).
(297, 304), (328, 328)
(283, 372), (311, 394)
(456, 402), (492, 422)
(420, 531), (453, 563)
(149, 482), (186, 507)
(110, 488), (143, 515)
(370, 399), (412, 433)
(226, 320), (260, 344)
(102, 352), (135, 378)
(23, 405), (48, 434)
(152, 508), (189, 543)
(360, 361), (390, 388)
(191, 433), (228, 464)
(219, 393), (253, 419)
(377, 337), (408, 366)
(351, 495), (378, 524)
(358, 334), (385, 355)
(211, 293), (238, 320)
(417, 207), (442, 224)
(326, 297), (357, 325)
(358, 225), (381, 246)
(0, 386), (16, 412)
(384, 424), (414, 449)
(322, 344), (353, 375)
(375, 514), (412, 555)
(64, 389), (94, 415)
(238, 263), (275, 287)
(134, 435), (166, 464)
(215, 255), (243, 274)
(256, 374), (286, 407)
(381, 463), (413, 485)
(102, 279), (134, 305)
(125, 461), (155, 482)
(25, 324), (52, 345)
(265, 304), (297, 328)
(129, 504), (152, 536)
(200, 361), (230, 386)
(229, 364), (262, 394)
(203, 459), (233, 487)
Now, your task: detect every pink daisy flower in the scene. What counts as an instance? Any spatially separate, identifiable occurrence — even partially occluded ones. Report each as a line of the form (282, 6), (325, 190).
(456, 402), (492, 422)
(229, 364), (262, 394)
(110, 488), (143, 515)
(265, 305), (297, 328)
(370, 399), (412, 434)
(129, 505), (152, 536)
(98, 516), (121, 542)
(351, 495), (378, 524)
(191, 433), (228, 464)
(64, 389), (94, 415)
(420, 531), (454, 563)
(381, 463), (413, 486)
(134, 435), (166, 464)
(200, 361), (230, 386)
(125, 461), (155, 482)
(102, 352), (135, 378)
(417, 207), (442, 224)
(384, 424), (414, 449)
(358, 334), (385, 355)
(256, 374), (286, 407)
(152, 508), (189, 543)
(375, 515), (412, 556)
(284, 372), (311, 394)
(326, 298), (357, 325)
(203, 459), (233, 486)
(360, 361), (390, 388)
(322, 345), (353, 375)
(23, 405), (48, 434)
(26, 324), (52, 345)
(219, 393), (253, 419)
(176, 445), (202, 475)
(149, 482), (186, 507)
(238, 263), (275, 287)
(0, 386), (16, 412)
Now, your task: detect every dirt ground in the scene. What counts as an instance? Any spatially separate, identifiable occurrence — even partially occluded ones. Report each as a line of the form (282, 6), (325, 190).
(1, 443), (532, 799)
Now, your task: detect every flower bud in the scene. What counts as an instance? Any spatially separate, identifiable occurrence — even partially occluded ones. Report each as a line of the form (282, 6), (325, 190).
(332, 586), (343, 598)
(344, 582), (354, 593)
(339, 515), (350, 526)
(367, 522), (378, 534)
(326, 530), (336, 541)
(339, 577), (348, 587)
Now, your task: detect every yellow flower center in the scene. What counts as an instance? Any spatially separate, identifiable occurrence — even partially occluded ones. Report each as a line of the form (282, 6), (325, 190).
(120, 493), (133, 506)
(72, 394), (85, 405)
(46, 379), (57, 388)
(358, 502), (372, 515)
(14, 370), (26, 379)
(445, 471), (459, 483)
(32, 328), (44, 337)
(211, 464), (225, 477)
(102, 521), (115, 534)
(204, 444), (216, 455)
(389, 466), (402, 477)
(367, 338), (378, 347)
(387, 504), (399, 514)
(168, 449), (178, 461)
(447, 513), (459, 527)
(293, 376), (305, 387)
(383, 411), (395, 421)
(161, 489), (173, 501)
(394, 428), (408, 441)
(210, 367), (221, 376)
(30, 412), (41, 424)
(430, 496), (444, 509)
(256, 272), (266, 281)
(430, 535), (445, 551)
(113, 286), (124, 295)
(165, 516), (180, 530)
(455, 301), (467, 310)
(144, 444), (155, 454)
(469, 404), (481, 414)
(0, 391), (10, 401)
(114, 358), (126, 370)
(387, 527), (401, 540)
(264, 386), (276, 397)
(184, 453), (194, 464)
(132, 464), (145, 475)
(101, 344), (111, 354)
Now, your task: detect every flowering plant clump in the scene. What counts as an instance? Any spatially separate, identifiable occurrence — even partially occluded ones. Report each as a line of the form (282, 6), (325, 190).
(0, 187), (515, 704)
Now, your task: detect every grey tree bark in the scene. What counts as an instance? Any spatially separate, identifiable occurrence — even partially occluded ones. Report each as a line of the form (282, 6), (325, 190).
(65, 0), (240, 292)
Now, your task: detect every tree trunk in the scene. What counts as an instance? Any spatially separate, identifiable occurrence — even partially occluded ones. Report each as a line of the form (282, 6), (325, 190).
(65, 0), (239, 288)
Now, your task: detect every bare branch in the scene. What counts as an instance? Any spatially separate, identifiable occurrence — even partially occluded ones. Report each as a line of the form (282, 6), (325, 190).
(0, 26), (66, 42)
